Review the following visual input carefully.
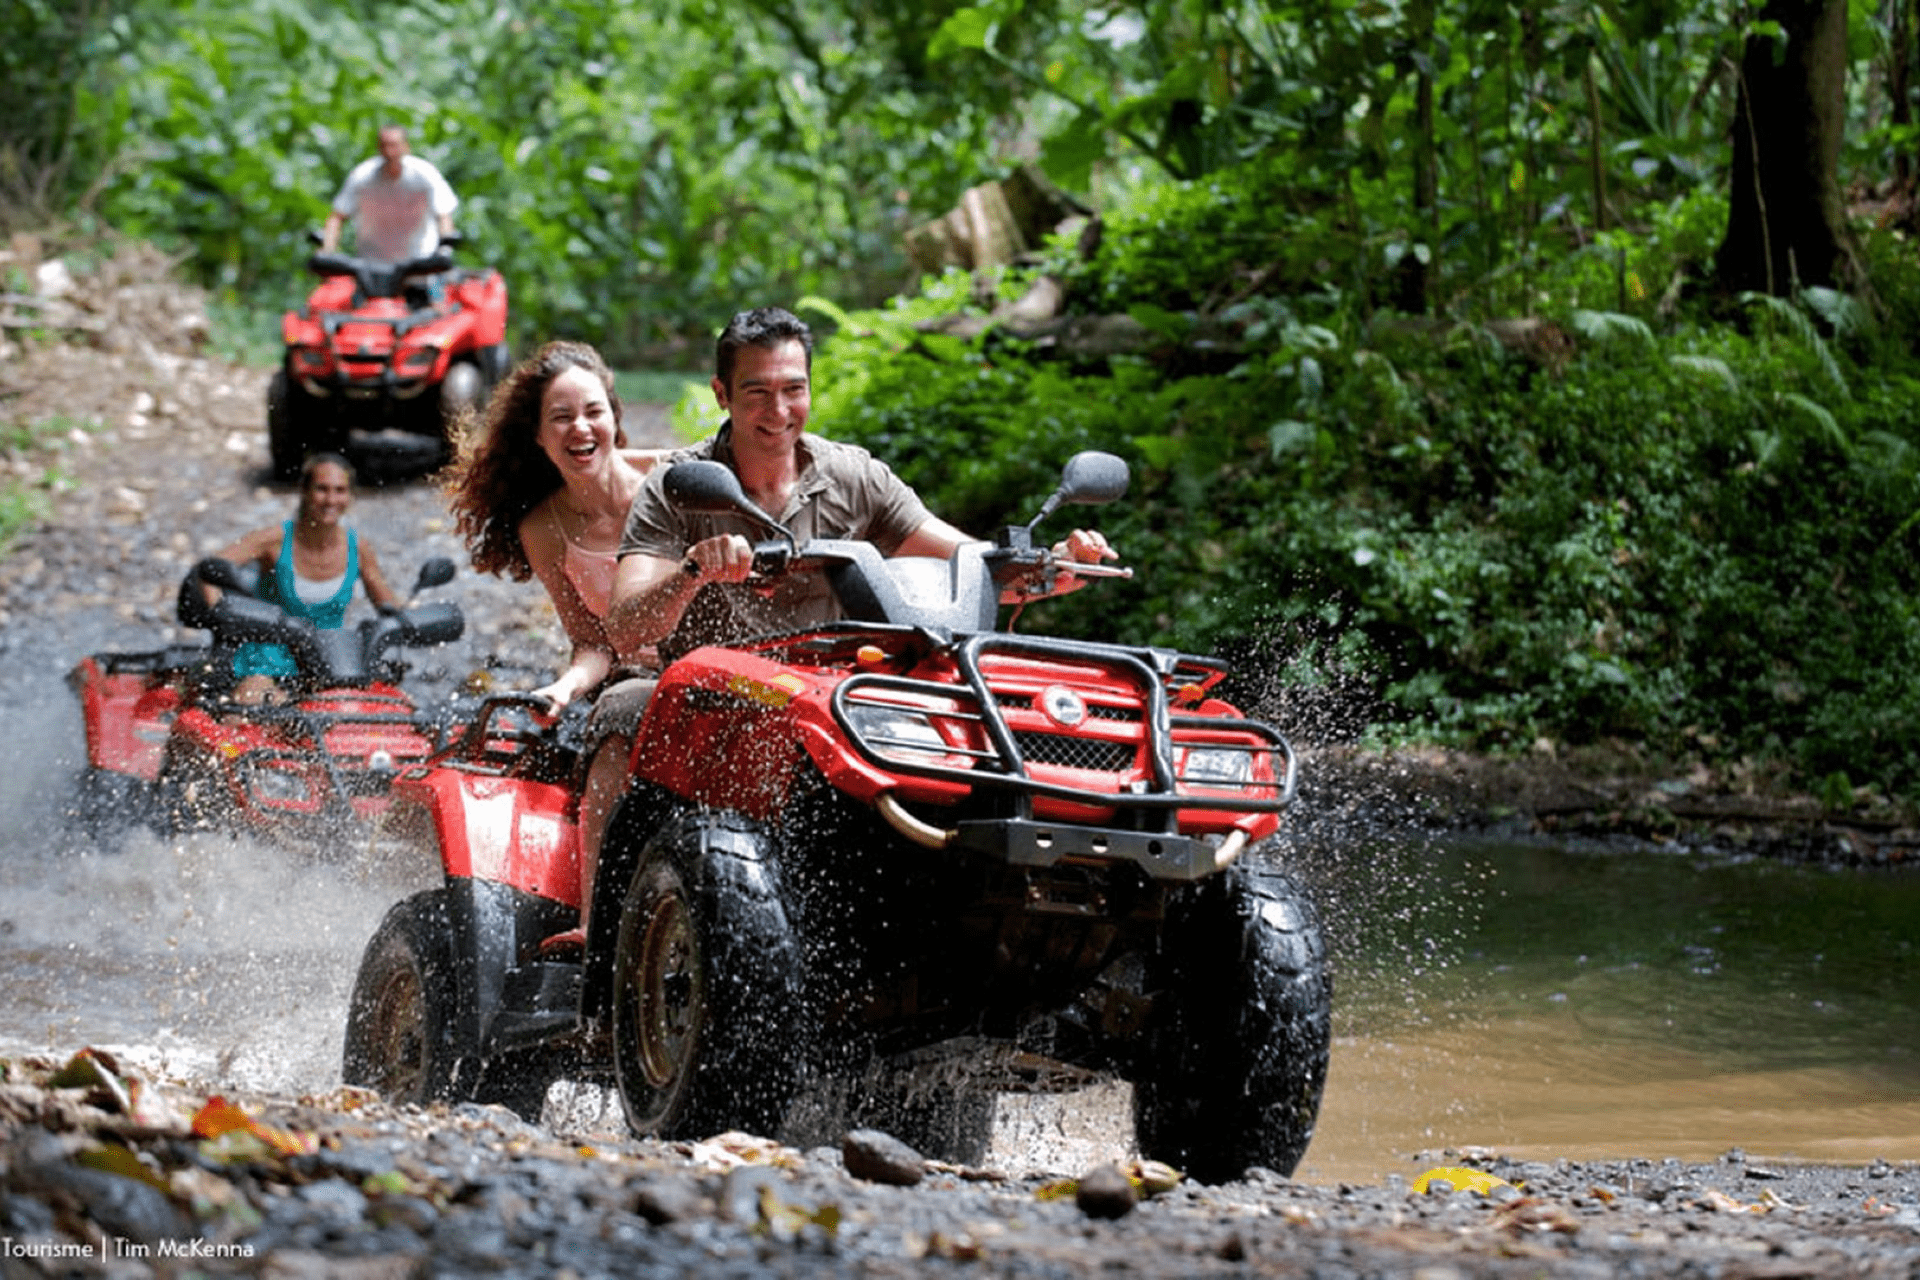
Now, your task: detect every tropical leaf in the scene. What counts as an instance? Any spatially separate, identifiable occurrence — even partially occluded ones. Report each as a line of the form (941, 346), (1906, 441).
(1569, 309), (1654, 344)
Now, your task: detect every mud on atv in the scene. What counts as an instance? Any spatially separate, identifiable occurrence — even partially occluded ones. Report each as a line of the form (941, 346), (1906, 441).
(68, 556), (466, 847)
(269, 233), (509, 484)
(345, 454), (1331, 1182)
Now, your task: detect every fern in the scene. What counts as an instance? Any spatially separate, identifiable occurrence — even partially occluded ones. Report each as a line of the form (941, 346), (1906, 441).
(1778, 391), (1848, 453)
(1569, 309), (1654, 345)
(1739, 291), (1850, 401)
(1800, 285), (1872, 338)
(1668, 353), (1743, 396)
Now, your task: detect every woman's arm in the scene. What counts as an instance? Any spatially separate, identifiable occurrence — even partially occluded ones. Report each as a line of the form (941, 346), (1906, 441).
(203, 526), (280, 604)
(356, 540), (401, 610)
(521, 502), (617, 710)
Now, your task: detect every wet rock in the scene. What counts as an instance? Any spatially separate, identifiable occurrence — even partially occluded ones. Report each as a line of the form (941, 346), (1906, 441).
(719, 1164), (780, 1221)
(1075, 1162), (1137, 1219)
(842, 1127), (925, 1186)
(298, 1177), (370, 1223)
(631, 1176), (708, 1224)
(262, 1250), (428, 1280)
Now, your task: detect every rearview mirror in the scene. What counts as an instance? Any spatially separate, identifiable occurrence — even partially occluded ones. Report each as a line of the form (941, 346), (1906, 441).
(413, 556), (456, 592)
(1056, 451), (1130, 506)
(662, 460), (793, 540)
(1026, 451), (1131, 531)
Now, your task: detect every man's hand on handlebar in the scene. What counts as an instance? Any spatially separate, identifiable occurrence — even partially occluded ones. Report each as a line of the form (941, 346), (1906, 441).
(679, 533), (758, 586)
(1007, 528), (1125, 600)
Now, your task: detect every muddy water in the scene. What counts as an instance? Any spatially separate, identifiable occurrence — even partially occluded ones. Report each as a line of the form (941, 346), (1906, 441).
(3, 666), (1916, 1183)
(1300, 841), (1920, 1185)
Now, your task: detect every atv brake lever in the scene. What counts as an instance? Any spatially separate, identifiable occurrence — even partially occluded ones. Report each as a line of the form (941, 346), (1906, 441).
(1056, 561), (1134, 579)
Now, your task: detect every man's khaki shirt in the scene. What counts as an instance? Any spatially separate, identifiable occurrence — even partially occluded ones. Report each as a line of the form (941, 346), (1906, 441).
(621, 423), (932, 655)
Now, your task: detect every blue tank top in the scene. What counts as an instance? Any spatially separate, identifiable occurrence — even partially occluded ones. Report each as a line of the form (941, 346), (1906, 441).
(232, 522), (360, 679)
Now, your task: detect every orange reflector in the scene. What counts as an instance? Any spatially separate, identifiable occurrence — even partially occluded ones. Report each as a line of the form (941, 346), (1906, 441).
(857, 645), (887, 666)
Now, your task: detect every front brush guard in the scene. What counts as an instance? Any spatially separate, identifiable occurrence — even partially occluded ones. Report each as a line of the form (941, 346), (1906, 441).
(830, 631), (1296, 880)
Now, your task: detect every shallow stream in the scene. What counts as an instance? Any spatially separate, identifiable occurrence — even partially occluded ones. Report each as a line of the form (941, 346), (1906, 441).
(1302, 839), (1920, 1184)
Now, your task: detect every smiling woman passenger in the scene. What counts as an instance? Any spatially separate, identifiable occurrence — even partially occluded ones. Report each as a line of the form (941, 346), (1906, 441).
(443, 340), (671, 714)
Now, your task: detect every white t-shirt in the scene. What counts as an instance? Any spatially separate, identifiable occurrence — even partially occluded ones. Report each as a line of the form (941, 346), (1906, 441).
(330, 154), (459, 263)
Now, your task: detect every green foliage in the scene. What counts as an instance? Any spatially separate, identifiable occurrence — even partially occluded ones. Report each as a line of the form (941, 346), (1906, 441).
(0, 416), (96, 551)
(816, 204), (1920, 796)
(66, 0), (1034, 363)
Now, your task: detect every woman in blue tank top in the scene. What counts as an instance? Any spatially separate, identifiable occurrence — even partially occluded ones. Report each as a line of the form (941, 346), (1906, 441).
(207, 453), (400, 704)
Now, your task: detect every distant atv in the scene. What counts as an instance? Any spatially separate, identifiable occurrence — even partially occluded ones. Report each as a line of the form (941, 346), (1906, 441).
(68, 556), (465, 846)
(344, 453), (1330, 1182)
(269, 233), (508, 483)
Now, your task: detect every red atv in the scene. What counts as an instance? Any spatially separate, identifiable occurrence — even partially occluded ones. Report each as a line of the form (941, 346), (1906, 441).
(343, 454), (1330, 1182)
(68, 556), (466, 846)
(268, 233), (509, 483)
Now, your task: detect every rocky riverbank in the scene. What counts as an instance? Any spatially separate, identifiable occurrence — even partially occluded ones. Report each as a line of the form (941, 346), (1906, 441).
(2, 1048), (1917, 1279)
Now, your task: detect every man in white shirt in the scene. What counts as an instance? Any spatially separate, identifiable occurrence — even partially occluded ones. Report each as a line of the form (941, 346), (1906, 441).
(321, 125), (458, 263)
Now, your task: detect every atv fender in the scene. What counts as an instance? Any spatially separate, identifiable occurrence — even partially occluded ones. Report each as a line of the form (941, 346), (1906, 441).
(435, 876), (575, 1074)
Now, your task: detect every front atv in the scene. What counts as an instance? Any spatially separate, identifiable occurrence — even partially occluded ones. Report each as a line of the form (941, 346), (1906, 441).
(344, 454), (1330, 1181)
(271, 236), (509, 482)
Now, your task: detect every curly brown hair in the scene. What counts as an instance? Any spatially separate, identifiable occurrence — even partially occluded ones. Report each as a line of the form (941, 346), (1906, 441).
(442, 340), (625, 580)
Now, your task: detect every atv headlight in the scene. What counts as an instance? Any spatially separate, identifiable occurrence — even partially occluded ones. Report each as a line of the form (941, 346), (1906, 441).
(1178, 746), (1253, 787)
(845, 703), (956, 766)
(292, 345), (332, 374)
(395, 345), (440, 378)
(247, 764), (314, 806)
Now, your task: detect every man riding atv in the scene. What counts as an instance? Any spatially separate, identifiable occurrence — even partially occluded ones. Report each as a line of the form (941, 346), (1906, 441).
(576, 305), (1117, 928)
(270, 126), (504, 481)
(322, 125), (457, 279)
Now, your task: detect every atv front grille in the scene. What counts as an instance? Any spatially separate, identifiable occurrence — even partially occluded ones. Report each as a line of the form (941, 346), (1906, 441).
(829, 631), (1297, 817)
(1012, 731), (1135, 773)
(994, 691), (1140, 723)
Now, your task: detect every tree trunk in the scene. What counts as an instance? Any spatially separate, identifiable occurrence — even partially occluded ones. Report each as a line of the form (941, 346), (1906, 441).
(1715, 0), (1853, 294)
(1392, 0), (1438, 314)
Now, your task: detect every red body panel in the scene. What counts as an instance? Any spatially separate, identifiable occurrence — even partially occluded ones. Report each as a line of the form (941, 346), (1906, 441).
(69, 657), (178, 781)
(628, 640), (1284, 844)
(392, 766), (581, 907)
(282, 269), (507, 388)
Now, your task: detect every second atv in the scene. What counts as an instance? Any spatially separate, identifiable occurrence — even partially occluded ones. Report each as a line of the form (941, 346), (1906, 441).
(344, 453), (1331, 1182)
(268, 234), (509, 483)
(69, 555), (466, 847)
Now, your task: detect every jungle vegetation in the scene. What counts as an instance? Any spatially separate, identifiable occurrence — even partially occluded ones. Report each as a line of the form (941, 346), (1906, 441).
(6, 0), (1920, 803)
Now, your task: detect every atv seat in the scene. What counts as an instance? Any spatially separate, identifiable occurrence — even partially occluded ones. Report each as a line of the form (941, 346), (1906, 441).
(307, 248), (455, 302)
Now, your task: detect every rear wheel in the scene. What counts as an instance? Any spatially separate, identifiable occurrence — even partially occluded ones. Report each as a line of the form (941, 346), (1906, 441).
(479, 341), (512, 386)
(343, 890), (464, 1104)
(611, 812), (801, 1139)
(439, 361), (484, 427)
(1132, 860), (1331, 1183)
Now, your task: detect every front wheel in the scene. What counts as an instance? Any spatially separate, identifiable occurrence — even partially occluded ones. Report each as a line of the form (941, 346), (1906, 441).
(611, 811), (801, 1139)
(343, 890), (465, 1104)
(1132, 860), (1331, 1183)
(268, 369), (330, 483)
